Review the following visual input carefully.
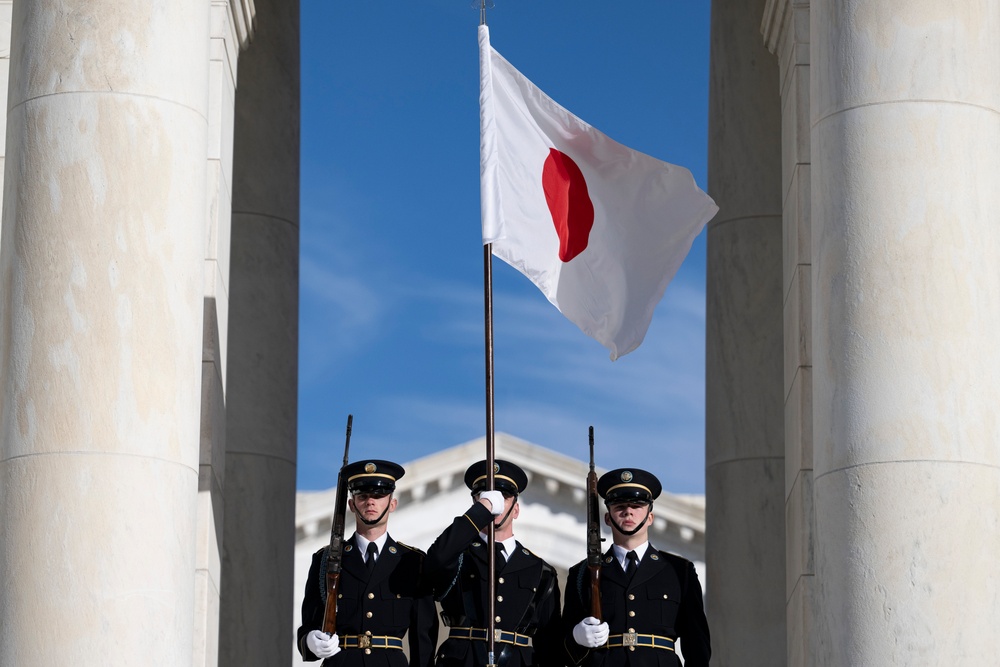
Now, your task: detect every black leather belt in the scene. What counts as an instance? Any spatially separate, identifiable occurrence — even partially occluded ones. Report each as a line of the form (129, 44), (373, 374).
(448, 627), (532, 647)
(603, 632), (675, 651)
(340, 634), (404, 650)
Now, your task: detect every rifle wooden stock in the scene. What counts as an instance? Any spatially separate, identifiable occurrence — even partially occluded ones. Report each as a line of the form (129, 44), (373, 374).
(586, 426), (602, 620)
(321, 414), (353, 636)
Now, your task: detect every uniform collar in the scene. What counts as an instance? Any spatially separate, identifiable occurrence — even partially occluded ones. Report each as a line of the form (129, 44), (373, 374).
(611, 541), (649, 569)
(353, 531), (389, 558)
(478, 533), (517, 561)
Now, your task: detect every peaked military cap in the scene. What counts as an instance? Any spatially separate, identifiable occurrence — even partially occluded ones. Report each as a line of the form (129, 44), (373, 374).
(598, 468), (661, 505)
(342, 459), (405, 494)
(464, 459), (528, 497)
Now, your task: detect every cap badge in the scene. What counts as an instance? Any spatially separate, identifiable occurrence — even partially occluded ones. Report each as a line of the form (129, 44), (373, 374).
(621, 471), (633, 482)
(365, 462), (376, 473)
(493, 463), (500, 474)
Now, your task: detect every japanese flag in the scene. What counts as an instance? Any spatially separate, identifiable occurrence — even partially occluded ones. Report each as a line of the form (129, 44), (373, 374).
(479, 25), (718, 360)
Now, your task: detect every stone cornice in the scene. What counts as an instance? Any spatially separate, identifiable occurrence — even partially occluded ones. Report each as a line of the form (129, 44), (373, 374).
(230, 0), (256, 50)
(761, 0), (791, 55)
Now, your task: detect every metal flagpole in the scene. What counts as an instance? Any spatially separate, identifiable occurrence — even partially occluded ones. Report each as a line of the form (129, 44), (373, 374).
(484, 244), (497, 667)
(480, 5), (497, 665)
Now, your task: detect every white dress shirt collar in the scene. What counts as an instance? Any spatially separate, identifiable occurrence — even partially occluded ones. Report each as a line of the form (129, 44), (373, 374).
(354, 532), (389, 562)
(612, 541), (649, 570)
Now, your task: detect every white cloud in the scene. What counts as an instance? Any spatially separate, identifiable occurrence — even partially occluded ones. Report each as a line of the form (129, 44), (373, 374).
(294, 229), (708, 496)
(298, 253), (389, 384)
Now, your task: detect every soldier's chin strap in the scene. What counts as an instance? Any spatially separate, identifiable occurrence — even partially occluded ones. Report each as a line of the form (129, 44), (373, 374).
(475, 490), (518, 529)
(607, 504), (652, 537)
(358, 504), (392, 526)
(496, 495), (517, 528)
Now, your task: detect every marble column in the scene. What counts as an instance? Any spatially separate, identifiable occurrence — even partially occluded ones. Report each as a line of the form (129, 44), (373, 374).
(0, 1), (209, 664)
(218, 0), (300, 664)
(0, 1), (10, 219)
(194, 2), (255, 666)
(811, 1), (1000, 663)
(0, 0), (11, 546)
(706, 0), (786, 664)
(762, 1), (815, 664)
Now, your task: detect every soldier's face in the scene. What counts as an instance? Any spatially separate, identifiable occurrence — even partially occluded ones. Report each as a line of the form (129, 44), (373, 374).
(605, 501), (652, 533)
(349, 492), (397, 526)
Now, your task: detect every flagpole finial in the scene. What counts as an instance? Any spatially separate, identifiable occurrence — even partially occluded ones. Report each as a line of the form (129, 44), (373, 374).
(476, 0), (494, 26)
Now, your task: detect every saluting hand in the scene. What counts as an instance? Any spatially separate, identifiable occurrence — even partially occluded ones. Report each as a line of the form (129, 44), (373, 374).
(479, 490), (505, 516)
(306, 630), (340, 659)
(572, 617), (609, 648)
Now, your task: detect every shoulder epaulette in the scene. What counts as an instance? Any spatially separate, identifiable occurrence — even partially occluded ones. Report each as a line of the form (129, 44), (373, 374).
(395, 541), (425, 554)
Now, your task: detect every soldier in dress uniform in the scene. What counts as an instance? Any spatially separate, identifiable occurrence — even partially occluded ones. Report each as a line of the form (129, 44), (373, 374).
(563, 468), (711, 667)
(424, 459), (561, 667)
(298, 460), (439, 667)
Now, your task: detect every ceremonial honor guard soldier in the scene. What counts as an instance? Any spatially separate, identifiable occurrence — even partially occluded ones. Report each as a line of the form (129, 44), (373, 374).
(298, 460), (439, 666)
(424, 459), (561, 667)
(563, 468), (711, 666)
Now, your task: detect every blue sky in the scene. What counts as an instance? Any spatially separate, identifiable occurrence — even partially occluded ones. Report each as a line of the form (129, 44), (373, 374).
(297, 1), (713, 494)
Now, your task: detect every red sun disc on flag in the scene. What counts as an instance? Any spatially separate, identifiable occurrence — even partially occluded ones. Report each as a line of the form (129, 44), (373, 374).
(542, 148), (595, 263)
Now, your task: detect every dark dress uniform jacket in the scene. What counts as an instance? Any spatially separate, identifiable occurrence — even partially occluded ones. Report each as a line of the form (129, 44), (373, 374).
(298, 534), (439, 667)
(424, 503), (561, 667)
(563, 546), (710, 667)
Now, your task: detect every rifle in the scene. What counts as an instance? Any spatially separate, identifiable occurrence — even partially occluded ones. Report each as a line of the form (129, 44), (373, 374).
(321, 414), (353, 636)
(586, 426), (602, 619)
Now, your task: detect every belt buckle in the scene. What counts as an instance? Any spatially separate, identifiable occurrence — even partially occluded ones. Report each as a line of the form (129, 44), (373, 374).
(494, 629), (504, 642)
(623, 631), (637, 648)
(358, 635), (371, 649)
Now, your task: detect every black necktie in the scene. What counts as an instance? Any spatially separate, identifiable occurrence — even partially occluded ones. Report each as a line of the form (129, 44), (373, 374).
(366, 542), (378, 575)
(625, 550), (639, 579)
(495, 542), (506, 567)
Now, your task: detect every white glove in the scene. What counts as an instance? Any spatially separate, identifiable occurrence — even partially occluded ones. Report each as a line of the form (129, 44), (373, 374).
(572, 617), (609, 648)
(306, 630), (340, 659)
(479, 490), (505, 516)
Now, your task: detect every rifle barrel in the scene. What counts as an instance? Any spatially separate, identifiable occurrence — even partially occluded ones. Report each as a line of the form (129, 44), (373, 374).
(321, 414), (354, 636)
(586, 426), (602, 620)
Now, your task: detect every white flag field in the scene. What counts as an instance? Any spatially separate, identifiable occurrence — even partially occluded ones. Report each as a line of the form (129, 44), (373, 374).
(479, 25), (718, 360)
